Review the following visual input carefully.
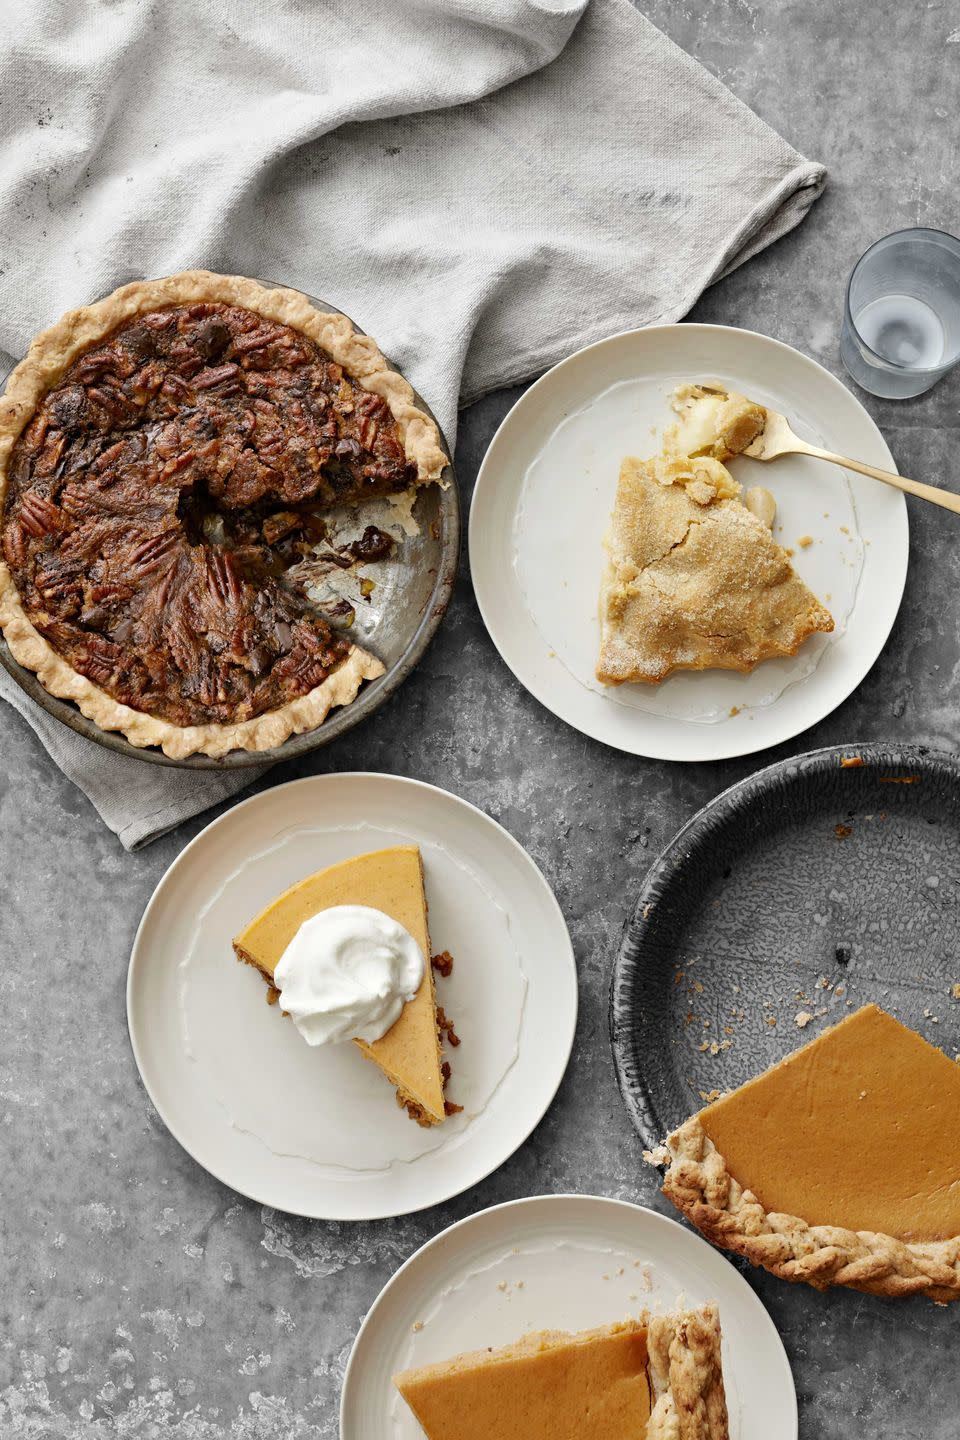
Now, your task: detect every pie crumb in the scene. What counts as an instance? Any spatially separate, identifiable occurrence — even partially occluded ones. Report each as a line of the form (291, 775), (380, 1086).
(431, 950), (454, 978)
(729, 705), (741, 716)
(795, 1011), (814, 1029)
(699, 1088), (721, 1103)
(797, 534), (814, 548)
(412, 1320), (424, 1332)
(951, 983), (960, 1000)
(497, 1281), (508, 1292)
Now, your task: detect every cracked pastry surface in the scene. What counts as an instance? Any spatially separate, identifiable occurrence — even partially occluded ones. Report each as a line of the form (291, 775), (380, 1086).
(0, 272), (447, 757)
(596, 455), (833, 685)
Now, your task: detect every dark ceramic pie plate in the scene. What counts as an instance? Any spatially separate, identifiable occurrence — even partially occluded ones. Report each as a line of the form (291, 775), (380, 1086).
(0, 283), (460, 768)
(610, 743), (960, 1151)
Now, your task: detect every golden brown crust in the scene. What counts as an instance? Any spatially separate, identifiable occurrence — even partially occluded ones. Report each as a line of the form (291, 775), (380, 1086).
(652, 1117), (960, 1304)
(0, 271), (445, 757)
(647, 1304), (729, 1440)
(596, 457), (833, 685)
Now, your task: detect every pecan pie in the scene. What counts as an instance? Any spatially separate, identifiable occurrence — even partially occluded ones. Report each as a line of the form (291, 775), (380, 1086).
(0, 272), (447, 757)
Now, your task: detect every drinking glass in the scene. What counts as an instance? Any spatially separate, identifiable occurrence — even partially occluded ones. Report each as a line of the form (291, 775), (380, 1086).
(840, 227), (960, 398)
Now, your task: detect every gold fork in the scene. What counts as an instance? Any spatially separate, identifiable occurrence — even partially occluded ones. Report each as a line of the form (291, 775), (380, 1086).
(700, 384), (960, 517)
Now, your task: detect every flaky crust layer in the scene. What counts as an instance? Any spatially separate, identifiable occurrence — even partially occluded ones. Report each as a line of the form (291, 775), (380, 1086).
(647, 1304), (729, 1440)
(0, 272), (445, 756)
(652, 1117), (960, 1304)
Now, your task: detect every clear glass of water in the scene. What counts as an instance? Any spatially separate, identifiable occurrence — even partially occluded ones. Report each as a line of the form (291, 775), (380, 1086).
(840, 227), (960, 398)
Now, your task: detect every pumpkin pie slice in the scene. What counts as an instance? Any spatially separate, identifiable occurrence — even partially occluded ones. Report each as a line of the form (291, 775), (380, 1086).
(650, 1004), (960, 1301)
(393, 1304), (728, 1440)
(232, 845), (447, 1125)
(596, 454), (833, 685)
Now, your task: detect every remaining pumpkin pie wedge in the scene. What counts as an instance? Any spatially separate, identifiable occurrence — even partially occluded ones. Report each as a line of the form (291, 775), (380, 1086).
(232, 846), (448, 1125)
(393, 1304), (728, 1440)
(596, 453), (833, 685)
(650, 1004), (960, 1301)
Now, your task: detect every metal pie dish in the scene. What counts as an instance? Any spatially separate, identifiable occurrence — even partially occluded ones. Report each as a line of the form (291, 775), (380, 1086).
(0, 286), (459, 768)
(610, 742), (960, 1151)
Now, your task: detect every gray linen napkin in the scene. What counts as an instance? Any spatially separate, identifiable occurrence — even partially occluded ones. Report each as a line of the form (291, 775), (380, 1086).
(0, 0), (825, 847)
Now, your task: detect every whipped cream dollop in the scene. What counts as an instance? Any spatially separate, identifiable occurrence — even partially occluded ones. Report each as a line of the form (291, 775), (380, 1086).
(273, 905), (425, 1046)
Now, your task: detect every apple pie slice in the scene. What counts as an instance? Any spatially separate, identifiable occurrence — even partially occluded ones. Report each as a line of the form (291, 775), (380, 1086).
(596, 451), (833, 686)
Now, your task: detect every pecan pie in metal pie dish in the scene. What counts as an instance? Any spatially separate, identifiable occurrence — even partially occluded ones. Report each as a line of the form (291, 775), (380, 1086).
(0, 273), (448, 758)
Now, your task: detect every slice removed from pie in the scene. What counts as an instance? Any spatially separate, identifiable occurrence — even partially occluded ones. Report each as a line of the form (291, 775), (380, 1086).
(649, 1004), (960, 1301)
(596, 455), (833, 685)
(393, 1305), (728, 1440)
(232, 845), (447, 1125)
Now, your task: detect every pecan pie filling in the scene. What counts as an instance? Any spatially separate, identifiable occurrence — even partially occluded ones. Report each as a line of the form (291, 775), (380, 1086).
(1, 302), (415, 727)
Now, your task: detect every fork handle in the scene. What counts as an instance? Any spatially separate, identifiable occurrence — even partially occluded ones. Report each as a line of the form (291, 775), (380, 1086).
(800, 441), (960, 516)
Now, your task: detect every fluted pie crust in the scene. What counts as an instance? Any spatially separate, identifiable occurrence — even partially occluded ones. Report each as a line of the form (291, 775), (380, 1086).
(649, 1005), (960, 1302)
(393, 1304), (728, 1439)
(0, 272), (447, 758)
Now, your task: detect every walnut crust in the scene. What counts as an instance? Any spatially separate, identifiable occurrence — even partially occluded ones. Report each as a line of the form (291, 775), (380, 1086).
(0, 271), (445, 758)
(647, 1304), (729, 1440)
(652, 1117), (960, 1304)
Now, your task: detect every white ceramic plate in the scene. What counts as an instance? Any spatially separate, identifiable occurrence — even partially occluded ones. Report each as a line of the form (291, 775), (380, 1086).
(126, 774), (577, 1219)
(341, 1194), (797, 1440)
(469, 324), (908, 761)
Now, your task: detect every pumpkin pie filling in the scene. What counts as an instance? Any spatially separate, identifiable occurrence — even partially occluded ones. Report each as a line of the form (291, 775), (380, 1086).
(232, 845), (454, 1126)
(1, 301), (415, 729)
(393, 1305), (728, 1440)
(652, 1004), (960, 1300)
(698, 1004), (960, 1241)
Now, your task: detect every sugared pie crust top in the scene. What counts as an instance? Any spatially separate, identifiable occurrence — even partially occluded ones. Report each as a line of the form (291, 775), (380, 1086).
(0, 272), (447, 757)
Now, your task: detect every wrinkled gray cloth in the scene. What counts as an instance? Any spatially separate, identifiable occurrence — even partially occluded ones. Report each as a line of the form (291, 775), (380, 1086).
(0, 0), (825, 848)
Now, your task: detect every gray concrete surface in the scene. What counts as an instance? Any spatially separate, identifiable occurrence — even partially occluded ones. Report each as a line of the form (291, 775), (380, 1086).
(3, 2), (960, 1436)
